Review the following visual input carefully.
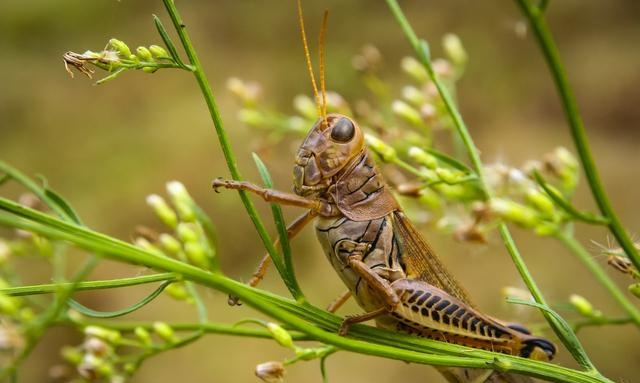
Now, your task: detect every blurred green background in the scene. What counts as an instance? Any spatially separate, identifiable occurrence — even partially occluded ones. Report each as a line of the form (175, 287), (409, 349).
(1, 0), (640, 382)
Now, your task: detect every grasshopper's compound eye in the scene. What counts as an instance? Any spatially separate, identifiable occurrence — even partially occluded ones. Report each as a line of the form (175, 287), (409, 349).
(330, 117), (355, 143)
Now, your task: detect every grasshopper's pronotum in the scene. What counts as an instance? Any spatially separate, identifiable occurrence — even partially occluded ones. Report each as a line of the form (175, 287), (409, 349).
(213, 3), (556, 382)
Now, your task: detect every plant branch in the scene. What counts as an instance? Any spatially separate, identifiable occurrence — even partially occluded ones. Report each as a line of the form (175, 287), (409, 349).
(0, 200), (614, 383)
(159, 0), (293, 298)
(0, 273), (178, 297)
(514, 0), (640, 272)
(384, 0), (597, 371)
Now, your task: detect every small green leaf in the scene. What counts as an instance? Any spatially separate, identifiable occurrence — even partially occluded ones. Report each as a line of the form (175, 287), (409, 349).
(153, 14), (186, 69)
(252, 153), (302, 299)
(44, 188), (83, 225)
(67, 280), (172, 318)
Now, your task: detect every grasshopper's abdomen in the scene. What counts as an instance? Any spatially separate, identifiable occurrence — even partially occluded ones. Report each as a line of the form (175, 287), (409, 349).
(388, 279), (556, 361)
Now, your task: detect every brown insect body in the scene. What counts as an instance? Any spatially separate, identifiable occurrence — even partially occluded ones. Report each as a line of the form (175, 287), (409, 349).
(212, 4), (556, 380)
(294, 114), (555, 363)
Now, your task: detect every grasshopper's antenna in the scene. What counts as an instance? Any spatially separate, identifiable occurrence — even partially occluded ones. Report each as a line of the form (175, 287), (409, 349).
(319, 10), (329, 124)
(297, 0), (323, 121)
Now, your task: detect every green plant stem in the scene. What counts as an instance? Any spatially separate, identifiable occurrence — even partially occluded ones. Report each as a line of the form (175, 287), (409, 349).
(573, 317), (633, 332)
(160, 0), (301, 299)
(81, 320), (311, 340)
(0, 201), (614, 383)
(384, 0), (598, 372)
(514, 0), (640, 272)
(556, 230), (640, 327)
(0, 273), (178, 296)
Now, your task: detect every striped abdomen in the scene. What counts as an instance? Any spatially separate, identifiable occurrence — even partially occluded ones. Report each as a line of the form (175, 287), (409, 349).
(389, 279), (556, 361)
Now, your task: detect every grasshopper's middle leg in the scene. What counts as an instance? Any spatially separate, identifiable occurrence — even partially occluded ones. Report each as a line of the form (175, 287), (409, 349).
(228, 211), (315, 306)
(338, 249), (400, 335)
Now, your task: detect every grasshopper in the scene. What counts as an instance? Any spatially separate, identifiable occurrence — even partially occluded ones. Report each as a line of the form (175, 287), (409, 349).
(213, 3), (556, 382)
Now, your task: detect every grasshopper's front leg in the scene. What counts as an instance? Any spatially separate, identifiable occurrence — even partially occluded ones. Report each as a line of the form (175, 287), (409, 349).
(212, 178), (338, 217)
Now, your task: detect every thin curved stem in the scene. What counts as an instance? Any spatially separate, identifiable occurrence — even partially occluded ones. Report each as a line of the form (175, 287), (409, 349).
(0, 273), (178, 296)
(514, 0), (640, 272)
(160, 0), (302, 300)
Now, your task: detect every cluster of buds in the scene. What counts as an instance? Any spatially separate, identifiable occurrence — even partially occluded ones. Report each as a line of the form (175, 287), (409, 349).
(61, 326), (123, 382)
(144, 181), (216, 269)
(227, 77), (353, 143)
(474, 147), (581, 236)
(142, 181), (217, 301)
(59, 322), (180, 382)
(64, 38), (178, 84)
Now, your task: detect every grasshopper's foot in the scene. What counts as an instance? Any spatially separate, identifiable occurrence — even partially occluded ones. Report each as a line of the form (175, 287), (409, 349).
(227, 294), (242, 306)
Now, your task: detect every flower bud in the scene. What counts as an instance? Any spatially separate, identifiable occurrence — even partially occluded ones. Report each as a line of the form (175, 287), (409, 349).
(265, 322), (294, 349)
(629, 283), (640, 299)
(153, 322), (177, 343)
(227, 77), (262, 106)
(489, 198), (539, 228)
(134, 326), (153, 347)
(432, 59), (453, 78)
(146, 194), (178, 228)
(165, 282), (192, 302)
(569, 294), (600, 318)
(136, 46), (153, 61)
(401, 56), (428, 84)
(364, 134), (396, 162)
(392, 100), (423, 127)
(525, 188), (555, 216)
(108, 38), (131, 57)
(167, 181), (196, 221)
(401, 86), (426, 107)
(84, 326), (121, 344)
(149, 45), (169, 59)
(442, 34), (468, 68)
(184, 242), (209, 269)
(255, 361), (285, 383)
(142, 66), (158, 74)
(176, 223), (198, 243)
(435, 168), (464, 184)
(61, 346), (83, 365)
(0, 294), (19, 315)
(159, 233), (182, 255)
(19, 307), (34, 322)
(293, 94), (318, 120)
(408, 147), (437, 169)
(534, 222), (557, 236)
(84, 337), (110, 357)
(238, 109), (265, 127)
(134, 237), (164, 257)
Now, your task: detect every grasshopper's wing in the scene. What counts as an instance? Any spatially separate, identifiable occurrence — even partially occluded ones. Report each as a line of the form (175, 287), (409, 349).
(392, 211), (474, 305)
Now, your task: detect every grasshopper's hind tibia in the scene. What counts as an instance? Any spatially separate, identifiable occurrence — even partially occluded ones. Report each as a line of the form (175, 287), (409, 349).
(389, 279), (556, 361)
(326, 290), (352, 313)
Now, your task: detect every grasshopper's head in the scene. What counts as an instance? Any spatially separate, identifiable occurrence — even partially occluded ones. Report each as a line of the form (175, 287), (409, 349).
(293, 113), (365, 197)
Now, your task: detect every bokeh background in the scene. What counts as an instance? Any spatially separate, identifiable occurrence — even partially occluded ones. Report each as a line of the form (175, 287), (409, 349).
(1, 0), (640, 382)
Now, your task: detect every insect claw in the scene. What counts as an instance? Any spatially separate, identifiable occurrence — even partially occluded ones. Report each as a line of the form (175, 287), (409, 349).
(227, 294), (242, 306)
(211, 177), (224, 193)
